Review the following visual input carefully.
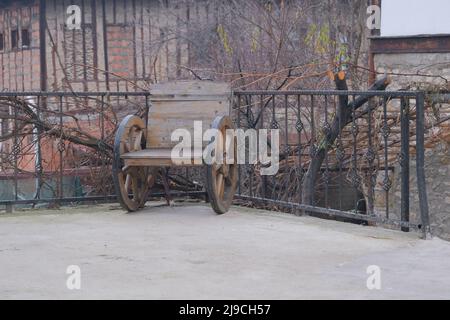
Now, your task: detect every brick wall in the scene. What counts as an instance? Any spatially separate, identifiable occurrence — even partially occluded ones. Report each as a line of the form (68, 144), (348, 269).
(0, 0), (202, 92)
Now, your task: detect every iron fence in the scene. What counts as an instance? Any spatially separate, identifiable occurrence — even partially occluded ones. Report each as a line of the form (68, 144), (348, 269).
(0, 91), (204, 212)
(233, 90), (430, 235)
(0, 90), (430, 236)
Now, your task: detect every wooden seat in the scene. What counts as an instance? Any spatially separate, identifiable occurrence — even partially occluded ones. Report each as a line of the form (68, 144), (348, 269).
(121, 148), (204, 167)
(113, 80), (237, 214)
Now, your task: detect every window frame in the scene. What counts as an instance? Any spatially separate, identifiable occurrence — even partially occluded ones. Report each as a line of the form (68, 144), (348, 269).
(21, 28), (30, 48)
(11, 29), (19, 50)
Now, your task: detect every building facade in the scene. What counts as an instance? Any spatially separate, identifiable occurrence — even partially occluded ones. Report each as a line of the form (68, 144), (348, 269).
(0, 0), (202, 93)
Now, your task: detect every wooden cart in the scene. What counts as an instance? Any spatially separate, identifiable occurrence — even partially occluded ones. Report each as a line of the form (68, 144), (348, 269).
(112, 81), (238, 214)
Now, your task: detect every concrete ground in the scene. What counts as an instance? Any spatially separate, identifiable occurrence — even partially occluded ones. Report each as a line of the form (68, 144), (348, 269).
(0, 202), (450, 300)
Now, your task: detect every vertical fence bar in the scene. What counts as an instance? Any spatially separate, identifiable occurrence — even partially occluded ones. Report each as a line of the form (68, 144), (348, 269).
(260, 94), (267, 199)
(400, 97), (410, 232)
(58, 95), (64, 201)
(309, 95), (315, 206)
(416, 92), (431, 238)
(351, 95), (359, 212)
(271, 95), (278, 198)
(296, 94), (303, 205)
(366, 97), (375, 215)
(249, 95), (253, 198)
(284, 95), (290, 203)
(100, 95), (105, 140)
(237, 94), (241, 195)
(101, 0), (110, 90)
(100, 94), (106, 196)
(35, 95), (43, 200)
(13, 95), (18, 201)
(284, 95), (289, 156)
(382, 96), (390, 219)
(337, 95), (343, 211)
(324, 95), (330, 208)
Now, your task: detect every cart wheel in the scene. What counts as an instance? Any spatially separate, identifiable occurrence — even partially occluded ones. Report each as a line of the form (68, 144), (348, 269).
(206, 116), (238, 214)
(112, 115), (156, 212)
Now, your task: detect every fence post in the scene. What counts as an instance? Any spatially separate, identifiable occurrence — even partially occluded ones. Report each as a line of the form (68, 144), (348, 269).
(416, 92), (431, 239)
(35, 95), (43, 200)
(237, 94), (241, 196)
(13, 95), (19, 202)
(400, 98), (410, 232)
(58, 95), (64, 203)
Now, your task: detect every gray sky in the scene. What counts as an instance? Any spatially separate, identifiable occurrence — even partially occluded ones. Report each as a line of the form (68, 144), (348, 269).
(381, 0), (450, 36)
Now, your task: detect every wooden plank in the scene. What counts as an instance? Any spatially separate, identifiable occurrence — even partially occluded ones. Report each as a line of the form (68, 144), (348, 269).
(124, 158), (203, 167)
(150, 80), (231, 96)
(122, 148), (203, 167)
(150, 95), (231, 102)
(146, 80), (231, 148)
(150, 100), (228, 114)
(147, 100), (229, 148)
(122, 148), (203, 159)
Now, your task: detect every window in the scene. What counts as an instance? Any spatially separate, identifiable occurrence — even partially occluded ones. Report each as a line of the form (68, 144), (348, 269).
(11, 29), (18, 49)
(0, 33), (4, 51)
(21, 28), (30, 47)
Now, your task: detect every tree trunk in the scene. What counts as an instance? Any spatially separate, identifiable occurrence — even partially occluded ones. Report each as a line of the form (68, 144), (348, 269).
(302, 73), (391, 206)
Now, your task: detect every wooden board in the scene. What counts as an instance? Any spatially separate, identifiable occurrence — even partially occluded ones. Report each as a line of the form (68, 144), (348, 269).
(147, 81), (231, 148)
(150, 80), (232, 97)
(121, 148), (204, 167)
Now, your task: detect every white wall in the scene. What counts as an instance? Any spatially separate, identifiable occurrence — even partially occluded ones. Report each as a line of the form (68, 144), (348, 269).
(381, 0), (450, 36)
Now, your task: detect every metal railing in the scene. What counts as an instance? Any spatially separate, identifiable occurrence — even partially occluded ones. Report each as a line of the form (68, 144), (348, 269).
(0, 90), (430, 237)
(233, 90), (430, 236)
(0, 91), (205, 212)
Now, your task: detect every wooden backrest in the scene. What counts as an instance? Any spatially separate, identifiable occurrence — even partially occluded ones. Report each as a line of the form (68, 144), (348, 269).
(146, 80), (231, 148)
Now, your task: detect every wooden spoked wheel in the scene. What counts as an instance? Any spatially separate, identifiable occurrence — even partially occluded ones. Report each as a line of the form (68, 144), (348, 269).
(112, 115), (156, 212)
(206, 116), (238, 214)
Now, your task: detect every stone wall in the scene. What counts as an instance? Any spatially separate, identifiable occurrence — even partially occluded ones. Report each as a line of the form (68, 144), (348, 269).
(374, 53), (450, 90)
(379, 143), (450, 240)
(374, 52), (450, 239)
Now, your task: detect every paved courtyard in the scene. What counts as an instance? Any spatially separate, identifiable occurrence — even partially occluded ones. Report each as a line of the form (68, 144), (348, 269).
(1, 202), (449, 299)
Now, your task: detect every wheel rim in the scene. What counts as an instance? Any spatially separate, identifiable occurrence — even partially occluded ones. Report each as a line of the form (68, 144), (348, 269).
(207, 116), (238, 214)
(113, 115), (155, 212)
